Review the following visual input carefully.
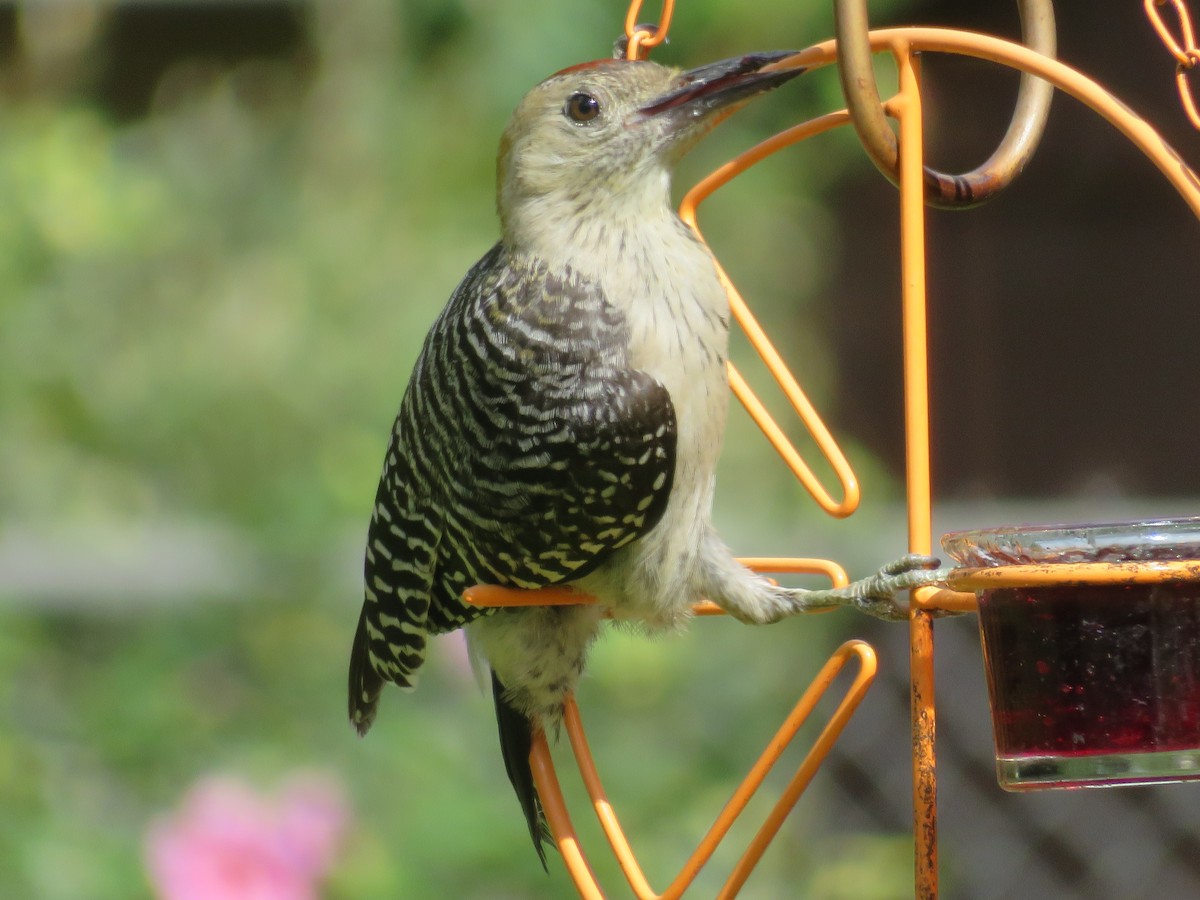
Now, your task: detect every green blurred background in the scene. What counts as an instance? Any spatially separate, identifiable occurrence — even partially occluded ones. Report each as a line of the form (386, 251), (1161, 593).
(3, 1), (1198, 898)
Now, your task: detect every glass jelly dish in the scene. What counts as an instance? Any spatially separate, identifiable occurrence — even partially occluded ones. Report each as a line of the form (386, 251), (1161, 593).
(943, 518), (1200, 790)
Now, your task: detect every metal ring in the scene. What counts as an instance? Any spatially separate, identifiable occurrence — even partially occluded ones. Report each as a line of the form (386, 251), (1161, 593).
(834, 0), (1057, 208)
(623, 0), (673, 57)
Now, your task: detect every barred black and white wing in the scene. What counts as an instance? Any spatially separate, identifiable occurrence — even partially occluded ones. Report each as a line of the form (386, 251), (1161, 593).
(349, 243), (676, 733)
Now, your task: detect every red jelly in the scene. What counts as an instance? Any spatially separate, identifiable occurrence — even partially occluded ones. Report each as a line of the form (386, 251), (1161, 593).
(943, 518), (1200, 790)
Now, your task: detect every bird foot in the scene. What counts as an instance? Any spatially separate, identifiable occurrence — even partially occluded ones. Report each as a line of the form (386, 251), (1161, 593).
(802, 554), (952, 621)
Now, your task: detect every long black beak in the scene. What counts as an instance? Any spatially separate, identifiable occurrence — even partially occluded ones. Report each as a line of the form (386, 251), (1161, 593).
(639, 50), (804, 120)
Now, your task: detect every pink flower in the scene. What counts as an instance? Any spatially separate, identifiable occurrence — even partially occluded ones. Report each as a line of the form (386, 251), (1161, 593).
(145, 773), (350, 900)
(435, 629), (478, 686)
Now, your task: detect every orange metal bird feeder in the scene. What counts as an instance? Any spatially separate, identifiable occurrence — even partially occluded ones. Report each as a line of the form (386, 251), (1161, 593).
(465, 0), (1200, 896)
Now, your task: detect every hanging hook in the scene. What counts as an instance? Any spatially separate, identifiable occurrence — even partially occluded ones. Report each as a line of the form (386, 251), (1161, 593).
(614, 24), (663, 60)
(622, 0), (674, 60)
(834, 0), (1057, 208)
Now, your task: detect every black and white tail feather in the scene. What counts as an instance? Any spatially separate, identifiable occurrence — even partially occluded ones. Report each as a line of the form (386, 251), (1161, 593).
(492, 671), (552, 869)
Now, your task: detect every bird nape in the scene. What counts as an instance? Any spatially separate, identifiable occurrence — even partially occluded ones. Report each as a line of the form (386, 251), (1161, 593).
(348, 49), (947, 868)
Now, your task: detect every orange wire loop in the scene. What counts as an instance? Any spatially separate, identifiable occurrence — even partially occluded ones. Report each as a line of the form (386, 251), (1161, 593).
(1177, 60), (1200, 129)
(1147, 0), (1198, 64)
(624, 0), (674, 60)
(530, 641), (878, 899)
(1145, 0), (1200, 128)
(679, 112), (863, 518)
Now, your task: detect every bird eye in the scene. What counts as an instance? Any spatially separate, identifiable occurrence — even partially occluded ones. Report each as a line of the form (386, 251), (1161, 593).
(564, 92), (601, 124)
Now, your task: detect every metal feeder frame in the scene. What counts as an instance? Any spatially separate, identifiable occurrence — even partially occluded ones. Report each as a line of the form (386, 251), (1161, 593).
(465, 1), (1200, 895)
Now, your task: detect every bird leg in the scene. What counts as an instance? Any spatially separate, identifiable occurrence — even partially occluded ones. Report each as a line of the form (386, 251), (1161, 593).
(697, 531), (951, 624)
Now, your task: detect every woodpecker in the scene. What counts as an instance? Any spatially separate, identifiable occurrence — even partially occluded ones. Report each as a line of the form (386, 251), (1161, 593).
(349, 50), (944, 866)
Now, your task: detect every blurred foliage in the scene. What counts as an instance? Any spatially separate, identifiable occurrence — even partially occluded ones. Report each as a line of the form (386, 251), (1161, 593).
(0, 0), (911, 897)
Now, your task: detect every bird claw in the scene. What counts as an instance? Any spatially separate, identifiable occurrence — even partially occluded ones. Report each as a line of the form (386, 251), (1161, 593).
(808, 554), (951, 621)
(861, 553), (952, 619)
(878, 553), (942, 578)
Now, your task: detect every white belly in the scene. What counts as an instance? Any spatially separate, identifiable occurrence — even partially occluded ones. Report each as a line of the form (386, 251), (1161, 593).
(582, 223), (732, 622)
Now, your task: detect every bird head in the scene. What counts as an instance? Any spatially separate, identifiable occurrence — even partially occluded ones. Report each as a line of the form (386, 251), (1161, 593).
(496, 52), (802, 244)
